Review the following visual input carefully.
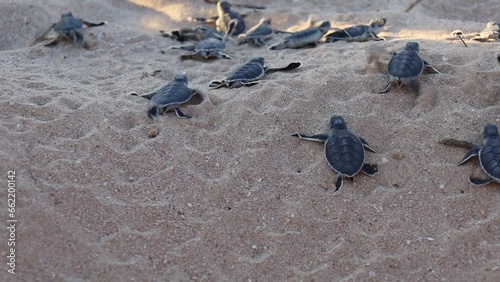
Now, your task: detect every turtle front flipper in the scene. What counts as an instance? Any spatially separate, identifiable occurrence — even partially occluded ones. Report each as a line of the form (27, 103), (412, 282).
(83, 20), (106, 28)
(291, 133), (329, 142)
(208, 80), (225, 89)
(423, 61), (440, 74)
(174, 107), (192, 119)
(458, 147), (480, 165)
(359, 137), (378, 153)
(370, 32), (386, 41)
(334, 175), (344, 192)
(265, 62), (302, 74)
(73, 30), (84, 45)
(32, 23), (56, 46)
(378, 81), (393, 93)
(268, 42), (285, 50)
(361, 163), (378, 176)
(215, 52), (233, 59)
(469, 176), (494, 186)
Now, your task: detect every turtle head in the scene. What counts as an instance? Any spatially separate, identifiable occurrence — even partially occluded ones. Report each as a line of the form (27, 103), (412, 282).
(404, 42), (420, 52)
(317, 21), (332, 33)
(250, 57), (265, 65)
(217, 1), (232, 13)
(259, 18), (271, 25)
(61, 12), (74, 18)
(369, 18), (386, 28)
(483, 124), (499, 141)
(329, 115), (347, 130)
(174, 72), (188, 84)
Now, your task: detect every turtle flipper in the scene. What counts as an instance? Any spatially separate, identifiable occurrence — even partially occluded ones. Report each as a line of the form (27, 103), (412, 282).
(253, 38), (267, 46)
(361, 163), (378, 176)
(215, 52), (233, 59)
(359, 138), (378, 153)
(131, 91), (157, 100)
(169, 44), (196, 51)
(370, 32), (386, 41)
(423, 61), (440, 74)
(83, 20), (106, 28)
(188, 15), (218, 23)
(469, 176), (494, 186)
(208, 80), (225, 89)
(334, 175), (343, 192)
(291, 133), (329, 142)
(32, 23), (56, 46)
(265, 62), (302, 74)
(458, 147), (480, 165)
(378, 81), (393, 93)
(268, 42), (285, 50)
(73, 30), (84, 45)
(174, 107), (191, 119)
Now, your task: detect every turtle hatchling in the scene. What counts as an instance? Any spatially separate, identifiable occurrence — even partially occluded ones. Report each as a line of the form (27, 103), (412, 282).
(34, 12), (106, 47)
(168, 21), (236, 60)
(131, 73), (198, 119)
(160, 26), (223, 42)
(458, 124), (500, 186)
(472, 21), (500, 41)
(325, 18), (386, 43)
(269, 20), (331, 50)
(292, 115), (379, 192)
(379, 42), (439, 96)
(209, 57), (301, 89)
(238, 18), (287, 46)
(216, 1), (246, 36)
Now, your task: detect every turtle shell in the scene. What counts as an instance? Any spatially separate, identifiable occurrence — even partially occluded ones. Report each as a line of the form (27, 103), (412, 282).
(479, 126), (500, 180)
(54, 13), (83, 34)
(151, 75), (193, 107)
(196, 37), (225, 52)
(225, 57), (266, 83)
(387, 48), (424, 83)
(324, 129), (365, 177)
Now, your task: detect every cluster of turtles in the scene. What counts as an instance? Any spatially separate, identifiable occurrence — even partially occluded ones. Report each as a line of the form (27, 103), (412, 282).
(30, 1), (500, 191)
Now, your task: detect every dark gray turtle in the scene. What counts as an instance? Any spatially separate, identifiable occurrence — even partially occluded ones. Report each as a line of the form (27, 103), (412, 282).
(379, 42), (439, 96)
(131, 73), (197, 119)
(209, 57), (301, 89)
(238, 18), (288, 46)
(269, 21), (331, 50)
(325, 18), (387, 43)
(34, 12), (106, 47)
(168, 21), (235, 60)
(292, 115), (378, 192)
(160, 26), (223, 42)
(458, 124), (500, 186)
(472, 21), (500, 41)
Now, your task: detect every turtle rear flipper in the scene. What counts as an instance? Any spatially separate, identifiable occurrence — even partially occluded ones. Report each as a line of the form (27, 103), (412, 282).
(334, 175), (344, 193)
(169, 44), (196, 51)
(174, 107), (191, 119)
(360, 164), (378, 176)
(268, 42), (285, 50)
(291, 133), (329, 142)
(378, 81), (393, 93)
(370, 32), (386, 41)
(73, 30), (84, 45)
(469, 176), (494, 186)
(148, 105), (160, 119)
(265, 62), (302, 74)
(458, 147), (480, 165)
(423, 60), (440, 74)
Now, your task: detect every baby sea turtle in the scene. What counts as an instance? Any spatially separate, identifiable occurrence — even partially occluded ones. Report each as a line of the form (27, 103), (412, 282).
(472, 21), (500, 42)
(216, 1), (246, 35)
(131, 73), (198, 119)
(269, 21), (331, 50)
(292, 115), (378, 192)
(458, 124), (500, 186)
(208, 57), (301, 89)
(34, 12), (106, 47)
(379, 42), (439, 96)
(325, 18), (387, 43)
(160, 26), (223, 42)
(238, 18), (288, 46)
(168, 21), (235, 60)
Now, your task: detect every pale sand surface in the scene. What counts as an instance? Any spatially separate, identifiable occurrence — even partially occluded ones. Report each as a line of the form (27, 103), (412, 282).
(0, 0), (499, 281)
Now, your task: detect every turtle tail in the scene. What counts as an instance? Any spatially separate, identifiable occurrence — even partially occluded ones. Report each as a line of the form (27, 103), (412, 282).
(148, 105), (159, 119)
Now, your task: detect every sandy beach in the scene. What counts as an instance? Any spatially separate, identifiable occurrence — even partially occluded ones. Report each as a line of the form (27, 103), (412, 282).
(0, 0), (499, 281)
